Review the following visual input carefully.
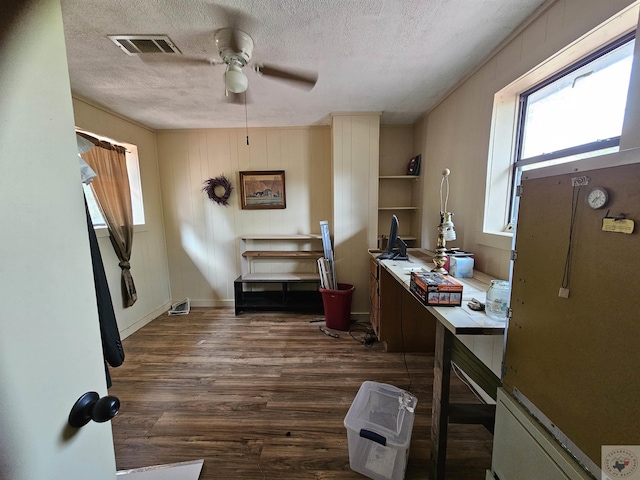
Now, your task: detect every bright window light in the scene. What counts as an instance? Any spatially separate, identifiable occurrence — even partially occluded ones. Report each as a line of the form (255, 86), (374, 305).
(78, 130), (145, 227)
(517, 34), (635, 167)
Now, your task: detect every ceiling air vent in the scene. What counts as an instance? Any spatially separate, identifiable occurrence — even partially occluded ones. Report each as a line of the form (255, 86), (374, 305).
(108, 35), (181, 55)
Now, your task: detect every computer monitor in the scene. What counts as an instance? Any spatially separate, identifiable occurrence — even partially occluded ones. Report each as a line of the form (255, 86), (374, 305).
(377, 215), (408, 260)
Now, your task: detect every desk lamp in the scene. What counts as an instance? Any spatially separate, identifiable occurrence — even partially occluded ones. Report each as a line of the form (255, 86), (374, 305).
(432, 168), (456, 273)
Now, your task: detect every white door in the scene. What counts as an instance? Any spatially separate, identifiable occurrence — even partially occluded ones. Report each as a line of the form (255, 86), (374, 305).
(0, 1), (116, 479)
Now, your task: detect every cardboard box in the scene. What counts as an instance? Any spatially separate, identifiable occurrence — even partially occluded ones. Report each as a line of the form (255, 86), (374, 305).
(410, 272), (463, 306)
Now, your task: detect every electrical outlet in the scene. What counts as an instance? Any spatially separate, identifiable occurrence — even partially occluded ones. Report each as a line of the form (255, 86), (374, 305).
(571, 176), (590, 187)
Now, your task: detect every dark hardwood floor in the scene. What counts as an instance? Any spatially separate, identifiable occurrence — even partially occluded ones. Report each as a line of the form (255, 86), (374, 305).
(108, 308), (493, 479)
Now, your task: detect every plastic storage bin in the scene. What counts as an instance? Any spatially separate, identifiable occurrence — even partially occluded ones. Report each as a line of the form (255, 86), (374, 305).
(343, 381), (417, 480)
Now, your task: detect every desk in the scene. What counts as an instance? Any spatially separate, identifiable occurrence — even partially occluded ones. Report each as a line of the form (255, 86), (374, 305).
(375, 250), (504, 480)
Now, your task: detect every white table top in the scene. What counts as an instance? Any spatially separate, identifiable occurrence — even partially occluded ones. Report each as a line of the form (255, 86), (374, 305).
(377, 250), (507, 335)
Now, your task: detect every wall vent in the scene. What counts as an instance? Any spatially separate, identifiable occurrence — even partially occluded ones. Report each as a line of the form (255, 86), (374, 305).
(108, 35), (181, 55)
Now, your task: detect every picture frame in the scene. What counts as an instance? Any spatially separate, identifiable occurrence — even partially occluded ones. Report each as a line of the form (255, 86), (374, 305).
(239, 170), (286, 209)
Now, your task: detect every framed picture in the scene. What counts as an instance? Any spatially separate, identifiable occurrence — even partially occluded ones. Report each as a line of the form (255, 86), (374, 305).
(239, 170), (286, 209)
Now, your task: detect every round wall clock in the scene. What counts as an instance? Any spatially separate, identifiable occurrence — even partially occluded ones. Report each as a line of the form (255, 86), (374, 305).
(586, 187), (609, 209)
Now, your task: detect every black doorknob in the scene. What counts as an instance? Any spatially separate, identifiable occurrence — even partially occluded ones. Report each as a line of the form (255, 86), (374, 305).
(68, 391), (120, 428)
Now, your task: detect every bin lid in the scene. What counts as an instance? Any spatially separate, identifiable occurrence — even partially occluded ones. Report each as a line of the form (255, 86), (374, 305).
(343, 381), (417, 448)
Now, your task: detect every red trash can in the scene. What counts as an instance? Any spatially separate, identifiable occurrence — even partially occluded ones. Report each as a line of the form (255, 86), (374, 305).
(319, 283), (355, 331)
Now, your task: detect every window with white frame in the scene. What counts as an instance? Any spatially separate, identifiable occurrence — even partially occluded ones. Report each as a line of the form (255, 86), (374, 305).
(78, 130), (146, 227)
(482, 25), (637, 245)
(507, 32), (635, 222)
(514, 32), (635, 173)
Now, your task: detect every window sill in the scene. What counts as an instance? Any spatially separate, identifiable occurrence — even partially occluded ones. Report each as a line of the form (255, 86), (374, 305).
(95, 226), (109, 238)
(475, 230), (513, 251)
(95, 224), (148, 238)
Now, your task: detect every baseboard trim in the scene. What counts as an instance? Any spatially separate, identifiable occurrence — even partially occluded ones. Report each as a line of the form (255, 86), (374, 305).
(119, 301), (172, 340)
(127, 300), (371, 323)
(188, 299), (235, 308)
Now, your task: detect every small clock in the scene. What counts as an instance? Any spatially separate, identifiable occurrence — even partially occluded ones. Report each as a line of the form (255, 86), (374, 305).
(586, 187), (609, 209)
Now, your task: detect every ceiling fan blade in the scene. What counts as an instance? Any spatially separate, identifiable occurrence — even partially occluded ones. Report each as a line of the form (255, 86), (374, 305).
(254, 64), (318, 90)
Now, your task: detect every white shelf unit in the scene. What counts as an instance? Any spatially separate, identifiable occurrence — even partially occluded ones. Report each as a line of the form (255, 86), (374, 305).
(378, 176), (420, 244)
(235, 234), (325, 314)
(239, 234), (323, 277)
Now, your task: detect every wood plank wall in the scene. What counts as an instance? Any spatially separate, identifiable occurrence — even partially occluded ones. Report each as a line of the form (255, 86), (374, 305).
(414, 0), (639, 281)
(331, 114), (380, 314)
(156, 127), (332, 307)
(73, 98), (173, 338)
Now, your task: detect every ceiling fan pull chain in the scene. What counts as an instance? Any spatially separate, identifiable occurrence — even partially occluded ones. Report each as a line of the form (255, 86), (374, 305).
(245, 91), (249, 146)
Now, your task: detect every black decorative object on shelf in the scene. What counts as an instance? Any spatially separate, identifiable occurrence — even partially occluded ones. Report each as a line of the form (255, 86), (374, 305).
(203, 175), (233, 206)
(407, 154), (421, 176)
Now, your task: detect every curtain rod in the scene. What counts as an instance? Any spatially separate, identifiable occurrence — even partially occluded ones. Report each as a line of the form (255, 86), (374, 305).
(76, 131), (131, 153)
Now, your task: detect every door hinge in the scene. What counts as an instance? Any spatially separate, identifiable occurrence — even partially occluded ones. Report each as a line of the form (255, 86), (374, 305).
(515, 185), (524, 197)
(511, 250), (518, 261)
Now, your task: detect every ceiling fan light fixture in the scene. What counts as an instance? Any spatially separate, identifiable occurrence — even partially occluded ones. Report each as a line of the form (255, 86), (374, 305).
(225, 64), (248, 93)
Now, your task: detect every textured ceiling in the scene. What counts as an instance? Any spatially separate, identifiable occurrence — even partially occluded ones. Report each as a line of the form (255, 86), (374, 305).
(60, 0), (548, 130)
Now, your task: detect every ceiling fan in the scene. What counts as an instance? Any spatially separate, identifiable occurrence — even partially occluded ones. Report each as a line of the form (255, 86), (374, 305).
(214, 27), (317, 97)
(116, 3), (318, 101)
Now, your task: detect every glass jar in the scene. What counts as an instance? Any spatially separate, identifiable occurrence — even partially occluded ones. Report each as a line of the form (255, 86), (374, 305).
(485, 280), (510, 320)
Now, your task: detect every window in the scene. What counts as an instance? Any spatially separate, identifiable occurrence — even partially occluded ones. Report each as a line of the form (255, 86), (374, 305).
(514, 33), (635, 173)
(502, 33), (636, 224)
(482, 9), (638, 249)
(77, 129), (145, 227)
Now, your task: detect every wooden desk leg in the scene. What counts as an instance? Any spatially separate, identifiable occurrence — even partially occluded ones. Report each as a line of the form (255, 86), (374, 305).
(429, 321), (453, 480)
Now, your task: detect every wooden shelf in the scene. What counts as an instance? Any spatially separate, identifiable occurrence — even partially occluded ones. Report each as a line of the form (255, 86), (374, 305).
(241, 273), (320, 282)
(378, 206), (418, 211)
(241, 250), (323, 259)
(240, 234), (322, 241)
(239, 235), (325, 274)
(379, 175), (419, 180)
(236, 234), (325, 315)
(378, 130), (423, 244)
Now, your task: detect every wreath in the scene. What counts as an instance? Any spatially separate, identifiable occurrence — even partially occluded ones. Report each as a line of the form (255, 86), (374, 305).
(202, 175), (233, 206)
